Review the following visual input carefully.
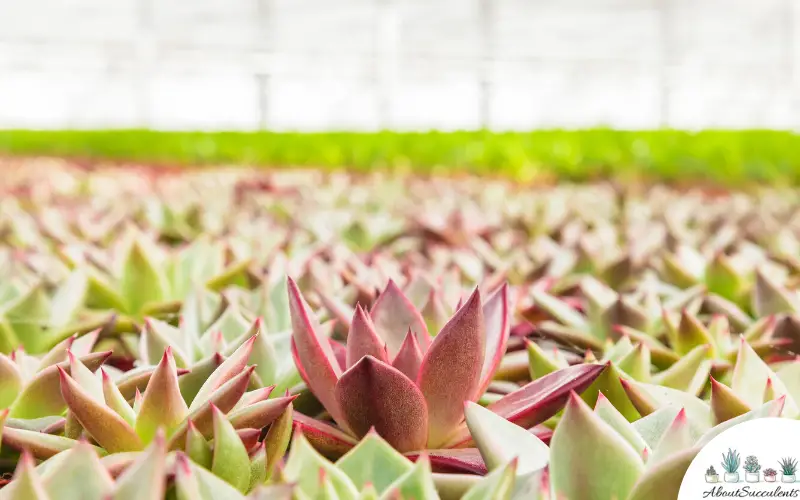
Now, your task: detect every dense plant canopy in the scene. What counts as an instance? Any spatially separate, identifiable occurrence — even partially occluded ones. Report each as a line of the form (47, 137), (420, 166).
(1, 161), (800, 498)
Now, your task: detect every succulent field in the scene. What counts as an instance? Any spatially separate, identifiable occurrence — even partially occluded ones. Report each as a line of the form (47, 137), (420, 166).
(1, 160), (800, 499)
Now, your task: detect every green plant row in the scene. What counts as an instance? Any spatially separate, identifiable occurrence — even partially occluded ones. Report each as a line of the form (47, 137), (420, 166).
(2, 129), (800, 185)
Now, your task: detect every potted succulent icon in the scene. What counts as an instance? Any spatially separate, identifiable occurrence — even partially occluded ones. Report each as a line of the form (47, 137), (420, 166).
(722, 449), (741, 483)
(706, 465), (720, 483)
(780, 457), (798, 483)
(765, 468), (778, 483)
(744, 455), (761, 483)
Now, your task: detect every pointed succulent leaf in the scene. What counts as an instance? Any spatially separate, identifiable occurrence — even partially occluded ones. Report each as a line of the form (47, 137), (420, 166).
(620, 379), (712, 436)
(1, 451), (50, 500)
(617, 343), (651, 382)
(631, 406), (682, 449)
(58, 367), (143, 452)
(697, 397), (786, 448)
(461, 460), (516, 500)
(169, 366), (255, 448)
(110, 432), (167, 500)
(652, 344), (711, 394)
(100, 369), (137, 426)
(710, 377), (751, 424)
(120, 235), (169, 314)
(136, 347), (189, 442)
(550, 393), (644, 500)
(731, 337), (798, 416)
(10, 351), (111, 419)
(647, 409), (693, 467)
(753, 268), (800, 317)
(174, 452), (246, 500)
(178, 354), (223, 404)
(347, 305), (388, 368)
(627, 447), (698, 500)
(189, 335), (256, 412)
(477, 283), (510, 395)
(336, 431), (413, 494)
(593, 393), (649, 458)
(379, 454), (438, 500)
(336, 356), (428, 453)
(186, 420), (213, 468)
(417, 289), (484, 447)
(486, 363), (605, 429)
(264, 402), (294, 480)
(674, 311), (715, 356)
(284, 432), (359, 499)
(141, 318), (189, 367)
(525, 341), (561, 380)
(228, 394), (297, 430)
(287, 278), (347, 430)
(292, 413), (359, 459)
(370, 280), (430, 358)
(391, 329), (423, 380)
(464, 402), (548, 476)
(42, 441), (115, 500)
(210, 405), (251, 493)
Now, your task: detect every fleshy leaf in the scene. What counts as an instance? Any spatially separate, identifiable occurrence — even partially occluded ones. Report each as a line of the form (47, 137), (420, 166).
(120, 235), (168, 315)
(391, 329), (423, 381)
(174, 452), (246, 500)
(485, 363), (606, 429)
(210, 405), (251, 493)
(464, 402), (549, 476)
(10, 351), (111, 419)
(189, 336), (256, 412)
(651, 344), (711, 394)
(710, 377), (751, 424)
(228, 395), (298, 430)
(101, 369), (137, 427)
(461, 460), (517, 500)
(417, 289), (484, 447)
(185, 421), (213, 468)
(379, 454), (438, 500)
(168, 366), (255, 448)
(593, 393), (649, 458)
(346, 305), (388, 368)
(529, 289), (588, 330)
(287, 278), (346, 430)
(284, 431), (359, 499)
(336, 431), (413, 494)
(627, 447), (698, 500)
(292, 413), (358, 459)
(619, 379), (712, 435)
(731, 337), (798, 416)
(1, 427), (96, 460)
(477, 284), (510, 395)
(58, 367), (143, 453)
(336, 356), (428, 453)
(752, 268), (800, 317)
(42, 441), (115, 500)
(647, 409), (693, 467)
(371, 280), (430, 357)
(136, 347), (189, 443)
(549, 393), (644, 500)
(263, 402), (294, 480)
(2, 451), (50, 500)
(110, 431), (167, 500)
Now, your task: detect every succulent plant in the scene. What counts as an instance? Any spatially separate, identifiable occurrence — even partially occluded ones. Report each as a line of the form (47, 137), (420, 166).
(765, 468), (778, 477)
(780, 457), (798, 475)
(721, 449), (741, 474)
(706, 465), (717, 476)
(743, 455), (760, 474)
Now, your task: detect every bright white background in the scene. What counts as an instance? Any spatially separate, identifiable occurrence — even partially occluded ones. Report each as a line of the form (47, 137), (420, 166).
(0, 0), (798, 130)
